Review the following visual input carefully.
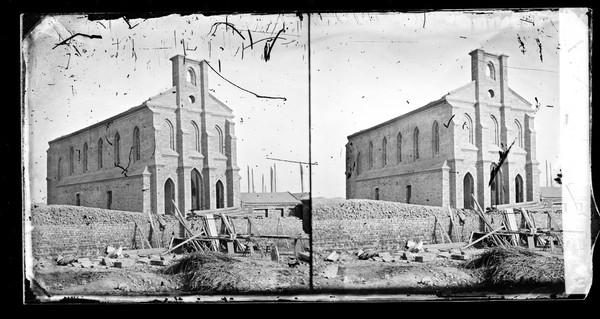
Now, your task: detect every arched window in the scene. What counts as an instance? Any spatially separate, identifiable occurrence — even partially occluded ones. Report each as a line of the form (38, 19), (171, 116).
(490, 116), (499, 146)
(486, 62), (496, 80)
(69, 147), (74, 174)
(186, 68), (196, 86)
(397, 132), (402, 163)
(191, 121), (200, 152)
(165, 120), (175, 150)
(413, 127), (420, 159)
(382, 137), (387, 166)
(215, 125), (224, 154)
(515, 119), (523, 148)
(432, 121), (440, 156)
(465, 114), (474, 144)
(83, 143), (88, 172)
(114, 132), (121, 165)
(368, 141), (373, 168)
(133, 126), (140, 161)
(356, 152), (361, 175)
(57, 157), (62, 180)
(97, 138), (103, 169)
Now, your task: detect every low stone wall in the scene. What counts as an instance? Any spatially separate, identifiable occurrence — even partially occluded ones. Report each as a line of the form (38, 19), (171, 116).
(29, 204), (180, 257)
(28, 204), (306, 257)
(312, 199), (562, 252)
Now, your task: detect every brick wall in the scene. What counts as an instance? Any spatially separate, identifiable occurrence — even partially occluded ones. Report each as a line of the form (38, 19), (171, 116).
(312, 199), (561, 252)
(29, 204), (180, 257)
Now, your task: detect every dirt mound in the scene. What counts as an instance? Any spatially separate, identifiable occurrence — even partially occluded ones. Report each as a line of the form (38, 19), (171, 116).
(464, 247), (564, 285)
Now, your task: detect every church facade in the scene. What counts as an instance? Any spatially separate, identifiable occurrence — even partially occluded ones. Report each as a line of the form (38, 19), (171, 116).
(345, 49), (540, 209)
(47, 55), (241, 215)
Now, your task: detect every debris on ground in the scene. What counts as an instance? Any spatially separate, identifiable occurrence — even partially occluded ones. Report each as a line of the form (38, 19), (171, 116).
(464, 247), (564, 285)
(325, 251), (340, 262)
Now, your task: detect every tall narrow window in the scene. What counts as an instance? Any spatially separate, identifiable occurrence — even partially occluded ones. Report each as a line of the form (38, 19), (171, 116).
(432, 121), (440, 156)
(491, 116), (499, 146)
(374, 187), (380, 200)
(413, 127), (420, 159)
(465, 114), (474, 144)
(165, 120), (175, 150)
(133, 126), (140, 161)
(397, 132), (402, 163)
(69, 147), (74, 174)
(191, 121), (200, 152)
(515, 120), (523, 148)
(57, 157), (62, 180)
(186, 68), (196, 86)
(97, 138), (103, 169)
(83, 143), (88, 172)
(76, 193), (81, 206)
(114, 132), (121, 165)
(368, 141), (374, 168)
(486, 62), (496, 80)
(215, 125), (224, 154)
(406, 185), (412, 204)
(382, 137), (387, 166)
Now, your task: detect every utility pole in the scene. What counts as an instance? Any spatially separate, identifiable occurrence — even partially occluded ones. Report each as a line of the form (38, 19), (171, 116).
(265, 156), (317, 194)
(262, 174), (265, 193)
(247, 165), (250, 192)
(300, 162), (304, 194)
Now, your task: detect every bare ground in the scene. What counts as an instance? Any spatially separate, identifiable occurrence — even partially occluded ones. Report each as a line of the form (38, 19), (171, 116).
(311, 242), (565, 294)
(30, 247), (310, 298)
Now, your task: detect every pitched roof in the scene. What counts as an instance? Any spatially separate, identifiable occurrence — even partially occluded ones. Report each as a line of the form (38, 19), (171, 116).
(241, 192), (302, 205)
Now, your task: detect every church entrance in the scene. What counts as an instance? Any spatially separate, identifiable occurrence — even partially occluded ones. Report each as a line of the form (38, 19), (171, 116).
(515, 174), (524, 203)
(164, 178), (176, 215)
(191, 169), (203, 210)
(463, 173), (474, 209)
(216, 180), (225, 209)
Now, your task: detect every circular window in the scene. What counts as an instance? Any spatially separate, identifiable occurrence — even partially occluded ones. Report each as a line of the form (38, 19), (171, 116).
(188, 95), (196, 103)
(487, 89), (495, 98)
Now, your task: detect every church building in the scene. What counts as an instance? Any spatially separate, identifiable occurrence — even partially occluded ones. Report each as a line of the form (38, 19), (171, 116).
(46, 55), (241, 215)
(345, 49), (540, 209)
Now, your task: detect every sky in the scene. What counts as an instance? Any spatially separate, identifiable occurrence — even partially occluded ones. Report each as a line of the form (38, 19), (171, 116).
(310, 10), (563, 198)
(23, 13), (309, 204)
(23, 10), (576, 204)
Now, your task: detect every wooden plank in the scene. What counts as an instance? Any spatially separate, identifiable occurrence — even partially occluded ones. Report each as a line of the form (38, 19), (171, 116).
(463, 225), (506, 249)
(204, 214), (219, 251)
(134, 221), (153, 249)
(504, 208), (520, 245)
(494, 201), (541, 209)
(472, 195), (506, 247)
(171, 199), (204, 252)
(165, 232), (206, 254)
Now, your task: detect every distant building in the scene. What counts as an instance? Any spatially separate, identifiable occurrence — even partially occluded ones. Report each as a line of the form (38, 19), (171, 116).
(540, 187), (562, 206)
(241, 192), (302, 218)
(346, 49), (540, 209)
(47, 55), (241, 215)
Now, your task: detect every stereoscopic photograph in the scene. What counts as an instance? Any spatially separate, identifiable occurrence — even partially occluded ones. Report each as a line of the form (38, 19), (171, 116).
(22, 8), (593, 303)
